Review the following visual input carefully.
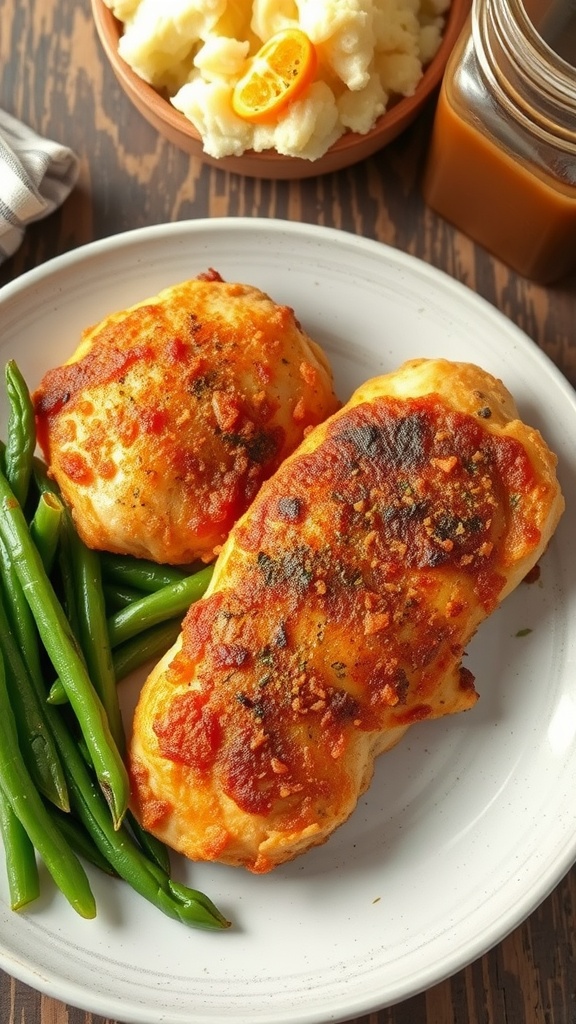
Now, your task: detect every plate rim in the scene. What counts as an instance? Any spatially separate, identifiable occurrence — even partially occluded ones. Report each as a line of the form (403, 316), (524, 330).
(2, 215), (574, 413)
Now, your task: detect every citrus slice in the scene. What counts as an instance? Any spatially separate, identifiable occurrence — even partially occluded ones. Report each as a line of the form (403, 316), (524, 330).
(232, 28), (317, 124)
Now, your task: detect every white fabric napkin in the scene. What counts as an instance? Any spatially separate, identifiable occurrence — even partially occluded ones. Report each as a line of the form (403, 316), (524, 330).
(0, 110), (79, 265)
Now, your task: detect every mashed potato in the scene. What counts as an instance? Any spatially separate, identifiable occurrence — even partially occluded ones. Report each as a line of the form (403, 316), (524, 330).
(105, 0), (450, 160)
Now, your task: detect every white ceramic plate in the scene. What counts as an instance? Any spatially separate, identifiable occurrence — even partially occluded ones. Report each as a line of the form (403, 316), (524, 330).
(0, 219), (575, 1024)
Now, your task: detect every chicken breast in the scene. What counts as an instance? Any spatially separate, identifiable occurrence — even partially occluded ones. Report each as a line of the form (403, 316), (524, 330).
(129, 359), (564, 873)
(33, 272), (339, 564)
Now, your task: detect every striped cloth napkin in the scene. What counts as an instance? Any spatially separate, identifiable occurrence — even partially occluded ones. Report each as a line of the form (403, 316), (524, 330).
(0, 110), (79, 265)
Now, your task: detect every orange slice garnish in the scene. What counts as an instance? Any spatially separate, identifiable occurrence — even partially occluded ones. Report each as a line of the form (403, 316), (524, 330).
(232, 28), (317, 124)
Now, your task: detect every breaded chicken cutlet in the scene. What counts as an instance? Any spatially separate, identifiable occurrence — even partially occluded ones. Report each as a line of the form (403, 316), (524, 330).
(33, 271), (340, 565)
(129, 358), (564, 873)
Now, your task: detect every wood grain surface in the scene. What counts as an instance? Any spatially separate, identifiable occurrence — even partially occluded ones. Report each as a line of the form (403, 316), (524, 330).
(1, 0), (575, 1022)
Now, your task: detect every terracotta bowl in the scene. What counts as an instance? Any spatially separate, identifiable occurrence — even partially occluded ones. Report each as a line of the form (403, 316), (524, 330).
(91, 0), (469, 180)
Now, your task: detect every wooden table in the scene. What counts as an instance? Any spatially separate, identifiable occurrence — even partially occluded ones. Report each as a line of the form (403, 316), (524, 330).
(1, 0), (576, 1022)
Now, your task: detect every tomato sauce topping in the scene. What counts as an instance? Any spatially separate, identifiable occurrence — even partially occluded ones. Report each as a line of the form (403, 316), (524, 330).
(156, 392), (545, 815)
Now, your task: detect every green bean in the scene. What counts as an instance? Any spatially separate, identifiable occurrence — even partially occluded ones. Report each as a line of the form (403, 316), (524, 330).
(28, 495), (79, 713)
(31, 456), (76, 589)
(101, 553), (190, 593)
(113, 618), (182, 681)
(166, 877), (230, 922)
(0, 533), (45, 700)
(0, 492), (70, 810)
(31, 454), (53, 492)
(31, 460), (83, 636)
(49, 707), (230, 929)
(4, 360), (35, 508)
(65, 519), (125, 754)
(53, 502), (82, 637)
(30, 491), (63, 575)
(48, 616), (182, 704)
(0, 466), (129, 827)
(103, 582), (143, 612)
(46, 679), (68, 705)
(46, 804), (117, 877)
(126, 809), (171, 875)
(107, 565), (214, 649)
(0, 786), (40, 910)
(0, 649), (96, 919)
(0, 585), (69, 811)
(45, 679), (67, 705)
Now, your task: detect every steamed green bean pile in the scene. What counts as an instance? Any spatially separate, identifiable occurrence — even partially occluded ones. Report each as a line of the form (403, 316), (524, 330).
(0, 360), (229, 929)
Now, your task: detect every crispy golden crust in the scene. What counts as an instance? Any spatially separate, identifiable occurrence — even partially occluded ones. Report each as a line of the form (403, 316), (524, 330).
(129, 359), (564, 872)
(32, 272), (339, 564)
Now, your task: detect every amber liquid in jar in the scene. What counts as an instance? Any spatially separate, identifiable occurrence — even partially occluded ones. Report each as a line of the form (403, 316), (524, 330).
(423, 0), (576, 284)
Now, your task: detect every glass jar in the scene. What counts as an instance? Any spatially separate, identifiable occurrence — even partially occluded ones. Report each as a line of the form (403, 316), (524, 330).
(422, 0), (576, 284)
